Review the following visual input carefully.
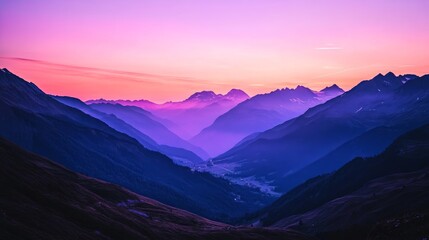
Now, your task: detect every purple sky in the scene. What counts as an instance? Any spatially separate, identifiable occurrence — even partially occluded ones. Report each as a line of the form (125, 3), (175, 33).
(1, 0), (428, 102)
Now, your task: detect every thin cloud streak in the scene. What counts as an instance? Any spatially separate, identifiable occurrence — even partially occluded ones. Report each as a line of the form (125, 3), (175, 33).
(0, 57), (237, 87)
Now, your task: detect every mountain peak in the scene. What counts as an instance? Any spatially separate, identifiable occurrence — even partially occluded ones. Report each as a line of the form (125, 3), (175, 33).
(352, 71), (405, 93)
(385, 71), (396, 78)
(375, 73), (385, 78)
(321, 84), (344, 93)
(225, 89), (249, 99)
(294, 85), (313, 93)
(0, 68), (44, 94)
(186, 90), (218, 101)
(295, 85), (309, 90)
(1, 68), (11, 74)
(373, 72), (396, 81)
(371, 72), (399, 83)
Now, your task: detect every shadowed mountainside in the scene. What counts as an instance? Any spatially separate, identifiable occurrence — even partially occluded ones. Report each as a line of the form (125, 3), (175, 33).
(0, 68), (273, 222)
(247, 123), (429, 239)
(88, 102), (210, 159)
(211, 73), (429, 193)
(55, 96), (204, 166)
(0, 137), (314, 240)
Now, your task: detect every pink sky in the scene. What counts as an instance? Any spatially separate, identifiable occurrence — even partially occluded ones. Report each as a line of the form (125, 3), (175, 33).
(1, 0), (428, 102)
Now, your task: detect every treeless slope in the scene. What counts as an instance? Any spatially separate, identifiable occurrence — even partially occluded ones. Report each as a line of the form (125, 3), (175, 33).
(0, 138), (313, 240)
(248, 124), (429, 239)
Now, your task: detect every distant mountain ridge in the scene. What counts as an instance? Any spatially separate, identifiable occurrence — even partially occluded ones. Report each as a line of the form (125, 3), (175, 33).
(88, 89), (249, 108)
(190, 85), (344, 157)
(55, 95), (205, 166)
(87, 102), (210, 160)
(185, 89), (248, 102)
(209, 72), (429, 193)
(87, 89), (249, 140)
(319, 84), (344, 96)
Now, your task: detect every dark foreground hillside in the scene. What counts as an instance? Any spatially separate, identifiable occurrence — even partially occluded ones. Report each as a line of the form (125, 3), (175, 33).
(249, 124), (429, 240)
(0, 137), (313, 240)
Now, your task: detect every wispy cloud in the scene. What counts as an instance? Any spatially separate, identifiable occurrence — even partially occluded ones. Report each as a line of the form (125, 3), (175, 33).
(0, 57), (207, 85)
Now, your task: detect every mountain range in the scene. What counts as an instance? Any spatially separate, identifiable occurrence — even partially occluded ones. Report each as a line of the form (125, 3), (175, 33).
(0, 137), (313, 240)
(2, 67), (429, 240)
(246, 123), (429, 239)
(87, 89), (249, 140)
(210, 72), (429, 193)
(54, 96), (205, 166)
(0, 68), (273, 222)
(190, 84), (344, 156)
(87, 101), (209, 160)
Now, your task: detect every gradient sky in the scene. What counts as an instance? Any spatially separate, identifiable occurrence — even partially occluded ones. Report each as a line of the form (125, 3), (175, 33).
(1, 0), (429, 102)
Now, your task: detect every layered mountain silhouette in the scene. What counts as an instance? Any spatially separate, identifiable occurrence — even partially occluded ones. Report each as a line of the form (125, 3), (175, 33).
(0, 68), (273, 221)
(191, 85), (344, 156)
(3, 66), (429, 240)
(86, 101), (209, 160)
(247, 123), (429, 240)
(0, 137), (313, 240)
(210, 73), (429, 193)
(87, 89), (249, 140)
(55, 96), (204, 166)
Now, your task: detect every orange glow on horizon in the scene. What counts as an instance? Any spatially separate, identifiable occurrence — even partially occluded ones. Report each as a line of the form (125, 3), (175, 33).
(1, 1), (428, 102)
(1, 57), (427, 103)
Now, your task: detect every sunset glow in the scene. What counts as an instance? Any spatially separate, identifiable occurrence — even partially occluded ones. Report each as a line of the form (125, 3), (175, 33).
(1, 0), (428, 102)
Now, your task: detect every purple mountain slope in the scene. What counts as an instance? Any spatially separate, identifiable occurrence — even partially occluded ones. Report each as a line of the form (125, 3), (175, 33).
(190, 85), (344, 157)
(0, 68), (274, 221)
(88, 103), (210, 159)
(319, 84), (344, 96)
(87, 89), (249, 139)
(278, 73), (425, 190)
(55, 96), (205, 166)
(209, 73), (429, 193)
